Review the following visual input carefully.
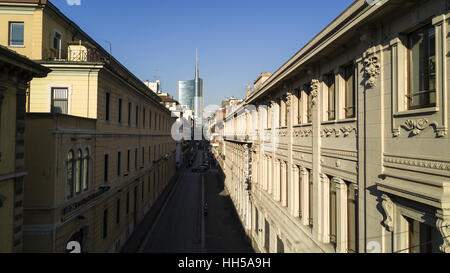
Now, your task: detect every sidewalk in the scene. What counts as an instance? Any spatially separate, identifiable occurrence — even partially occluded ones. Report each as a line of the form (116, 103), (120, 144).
(120, 171), (181, 253)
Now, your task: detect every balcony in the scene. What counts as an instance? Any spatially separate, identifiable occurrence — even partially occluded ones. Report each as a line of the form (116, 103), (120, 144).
(44, 42), (104, 63)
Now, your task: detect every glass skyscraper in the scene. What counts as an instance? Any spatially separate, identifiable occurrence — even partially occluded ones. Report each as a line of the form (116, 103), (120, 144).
(178, 80), (196, 111)
(178, 50), (203, 119)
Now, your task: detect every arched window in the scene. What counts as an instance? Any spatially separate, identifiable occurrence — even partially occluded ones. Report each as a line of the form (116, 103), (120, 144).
(83, 148), (89, 191)
(75, 149), (82, 194)
(67, 150), (74, 199)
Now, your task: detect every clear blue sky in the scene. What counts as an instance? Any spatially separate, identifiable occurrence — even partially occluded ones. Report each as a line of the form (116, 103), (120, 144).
(52, 0), (354, 107)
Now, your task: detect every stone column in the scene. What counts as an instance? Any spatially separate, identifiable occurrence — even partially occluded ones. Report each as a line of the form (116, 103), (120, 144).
(300, 167), (309, 226)
(264, 156), (268, 191)
(275, 160), (281, 202)
(292, 164), (300, 217)
(281, 162), (287, 206)
(320, 173), (330, 243)
(335, 178), (348, 253)
(310, 79), (322, 241)
(268, 157), (273, 195)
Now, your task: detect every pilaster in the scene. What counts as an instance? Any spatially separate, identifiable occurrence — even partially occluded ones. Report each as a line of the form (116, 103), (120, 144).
(335, 178), (348, 253)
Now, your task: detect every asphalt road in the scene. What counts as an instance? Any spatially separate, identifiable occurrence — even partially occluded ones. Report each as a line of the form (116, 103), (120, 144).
(141, 148), (253, 253)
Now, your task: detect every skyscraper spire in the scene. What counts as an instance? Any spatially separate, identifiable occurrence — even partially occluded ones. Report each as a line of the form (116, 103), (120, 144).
(195, 48), (199, 80)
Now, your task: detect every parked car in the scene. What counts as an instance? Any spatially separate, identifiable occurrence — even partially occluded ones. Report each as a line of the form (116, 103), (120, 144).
(192, 166), (208, 173)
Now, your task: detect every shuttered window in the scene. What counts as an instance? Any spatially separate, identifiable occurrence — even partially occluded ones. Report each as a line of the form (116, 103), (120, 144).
(344, 64), (356, 118)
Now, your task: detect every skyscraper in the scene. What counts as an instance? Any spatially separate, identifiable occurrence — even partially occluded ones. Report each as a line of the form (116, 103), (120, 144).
(178, 50), (203, 118)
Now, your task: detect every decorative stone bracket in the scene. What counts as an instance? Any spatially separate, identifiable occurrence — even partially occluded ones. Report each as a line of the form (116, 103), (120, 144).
(285, 92), (292, 111)
(437, 219), (450, 253)
(381, 194), (394, 232)
(310, 79), (319, 106)
(364, 55), (380, 88)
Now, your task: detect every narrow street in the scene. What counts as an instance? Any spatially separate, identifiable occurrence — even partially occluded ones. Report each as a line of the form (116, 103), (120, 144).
(140, 148), (253, 253)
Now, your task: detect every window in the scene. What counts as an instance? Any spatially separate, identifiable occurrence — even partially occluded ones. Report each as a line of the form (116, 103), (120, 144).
(297, 90), (302, 124)
(406, 217), (435, 253)
(148, 176), (151, 193)
(407, 25), (436, 110)
(116, 199), (121, 224)
(344, 64), (356, 118)
(154, 145), (156, 161)
(306, 86), (312, 124)
(154, 113), (157, 129)
(126, 192), (130, 215)
(53, 31), (62, 58)
(9, 22), (24, 46)
(149, 146), (151, 162)
(128, 102), (132, 126)
(75, 150), (82, 194)
(284, 99), (287, 127)
(117, 151), (121, 177)
(143, 108), (146, 128)
(329, 177), (337, 247)
(105, 92), (110, 121)
(142, 181), (144, 201)
(51, 87), (68, 114)
(127, 149), (130, 172)
(82, 148), (89, 191)
(104, 154), (109, 183)
(103, 209), (108, 239)
(326, 74), (336, 121)
(142, 147), (145, 167)
(118, 98), (122, 123)
(136, 105), (139, 127)
(135, 148), (138, 170)
(67, 150), (74, 199)
(149, 111), (152, 129)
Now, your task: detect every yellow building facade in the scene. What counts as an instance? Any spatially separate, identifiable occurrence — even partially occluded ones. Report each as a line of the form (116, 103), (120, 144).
(0, 0), (176, 252)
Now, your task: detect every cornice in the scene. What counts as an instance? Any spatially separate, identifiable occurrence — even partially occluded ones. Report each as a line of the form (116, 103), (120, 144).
(246, 0), (389, 104)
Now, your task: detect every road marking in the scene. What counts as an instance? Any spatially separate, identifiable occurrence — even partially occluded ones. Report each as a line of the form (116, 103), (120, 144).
(201, 174), (206, 253)
(137, 173), (184, 253)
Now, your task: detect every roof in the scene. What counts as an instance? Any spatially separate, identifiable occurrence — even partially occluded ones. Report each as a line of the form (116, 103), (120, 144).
(159, 95), (179, 104)
(0, 45), (50, 77)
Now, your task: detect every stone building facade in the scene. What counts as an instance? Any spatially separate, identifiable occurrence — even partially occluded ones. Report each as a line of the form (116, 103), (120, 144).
(0, 45), (50, 252)
(219, 0), (450, 253)
(0, 0), (176, 252)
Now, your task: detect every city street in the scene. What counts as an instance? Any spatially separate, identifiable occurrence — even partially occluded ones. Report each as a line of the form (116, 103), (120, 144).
(140, 148), (253, 253)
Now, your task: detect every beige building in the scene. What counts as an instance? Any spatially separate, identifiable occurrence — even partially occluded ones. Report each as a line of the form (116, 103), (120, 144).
(0, 0), (176, 252)
(0, 45), (49, 253)
(220, 0), (450, 253)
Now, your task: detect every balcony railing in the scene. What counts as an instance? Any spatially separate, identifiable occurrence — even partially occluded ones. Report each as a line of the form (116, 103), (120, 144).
(44, 44), (104, 63)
